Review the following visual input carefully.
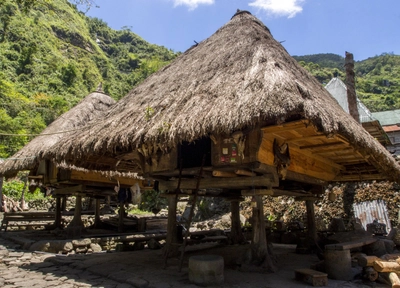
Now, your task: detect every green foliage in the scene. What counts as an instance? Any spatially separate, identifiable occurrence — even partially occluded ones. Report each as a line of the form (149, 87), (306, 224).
(127, 207), (151, 215)
(0, 0), (177, 157)
(138, 190), (167, 212)
(295, 53), (400, 112)
(293, 53), (345, 70)
(2, 179), (45, 201)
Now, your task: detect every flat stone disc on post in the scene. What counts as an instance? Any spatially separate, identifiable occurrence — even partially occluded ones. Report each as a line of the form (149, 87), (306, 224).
(189, 254), (224, 286)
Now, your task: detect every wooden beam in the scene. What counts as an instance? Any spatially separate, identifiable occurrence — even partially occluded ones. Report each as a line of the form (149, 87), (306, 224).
(235, 169), (256, 177)
(295, 196), (322, 201)
(262, 120), (311, 133)
(69, 170), (141, 187)
(334, 174), (387, 182)
(159, 175), (275, 191)
(298, 142), (345, 150)
(289, 146), (345, 172)
(28, 175), (44, 179)
(241, 188), (312, 197)
(54, 185), (85, 195)
(241, 189), (273, 196)
(285, 134), (330, 143)
(212, 170), (238, 177)
(284, 171), (327, 186)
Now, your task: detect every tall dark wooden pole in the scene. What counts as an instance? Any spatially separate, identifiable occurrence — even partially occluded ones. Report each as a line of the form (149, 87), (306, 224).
(93, 197), (102, 228)
(345, 51), (360, 123)
(118, 203), (125, 233)
(55, 196), (62, 228)
(229, 197), (245, 244)
(164, 195), (179, 257)
(306, 200), (317, 248)
(239, 195), (276, 271)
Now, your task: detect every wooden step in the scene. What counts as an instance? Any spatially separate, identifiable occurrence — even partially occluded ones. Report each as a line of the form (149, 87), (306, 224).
(295, 268), (328, 287)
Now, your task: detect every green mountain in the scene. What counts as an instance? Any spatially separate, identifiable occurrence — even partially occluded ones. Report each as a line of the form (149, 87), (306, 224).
(0, 0), (177, 157)
(294, 53), (400, 113)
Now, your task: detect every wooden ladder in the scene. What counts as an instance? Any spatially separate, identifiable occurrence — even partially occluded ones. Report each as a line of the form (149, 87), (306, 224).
(164, 156), (205, 271)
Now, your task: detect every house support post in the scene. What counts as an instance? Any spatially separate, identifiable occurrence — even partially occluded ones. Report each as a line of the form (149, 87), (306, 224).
(306, 200), (318, 251)
(118, 202), (125, 233)
(93, 197), (102, 228)
(229, 197), (245, 244)
(55, 196), (62, 228)
(239, 195), (276, 271)
(67, 194), (84, 238)
(61, 196), (67, 211)
(164, 195), (179, 257)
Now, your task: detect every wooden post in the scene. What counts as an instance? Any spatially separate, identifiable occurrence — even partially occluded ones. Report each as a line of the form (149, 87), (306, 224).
(306, 200), (317, 250)
(72, 195), (83, 226)
(55, 196), (62, 228)
(239, 195), (276, 271)
(229, 198), (245, 244)
(251, 195), (267, 257)
(93, 197), (101, 228)
(345, 51), (360, 123)
(118, 203), (125, 233)
(61, 196), (67, 211)
(164, 195), (179, 257)
(0, 175), (3, 212)
(67, 194), (84, 238)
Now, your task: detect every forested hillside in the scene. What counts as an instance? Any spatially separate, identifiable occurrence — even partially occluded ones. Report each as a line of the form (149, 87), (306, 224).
(0, 0), (399, 160)
(294, 53), (400, 112)
(0, 0), (177, 158)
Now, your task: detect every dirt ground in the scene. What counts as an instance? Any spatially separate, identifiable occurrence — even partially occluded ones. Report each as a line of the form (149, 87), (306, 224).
(0, 228), (391, 288)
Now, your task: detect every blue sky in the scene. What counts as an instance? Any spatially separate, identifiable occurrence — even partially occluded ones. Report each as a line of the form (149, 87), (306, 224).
(82, 0), (400, 61)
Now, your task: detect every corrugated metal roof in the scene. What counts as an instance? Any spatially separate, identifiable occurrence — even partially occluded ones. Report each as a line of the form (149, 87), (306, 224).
(372, 110), (400, 126)
(353, 200), (391, 234)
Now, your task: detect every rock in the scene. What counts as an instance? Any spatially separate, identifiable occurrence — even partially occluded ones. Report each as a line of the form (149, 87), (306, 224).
(328, 218), (346, 232)
(29, 240), (73, 253)
(364, 240), (388, 257)
(72, 238), (91, 248)
(75, 247), (88, 254)
(220, 214), (231, 228)
(90, 243), (102, 253)
(146, 239), (161, 250)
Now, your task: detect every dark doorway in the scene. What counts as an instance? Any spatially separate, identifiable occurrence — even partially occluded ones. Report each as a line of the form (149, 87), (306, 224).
(178, 137), (212, 168)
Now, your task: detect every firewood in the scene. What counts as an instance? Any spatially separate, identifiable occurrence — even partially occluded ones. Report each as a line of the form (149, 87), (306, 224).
(381, 254), (400, 261)
(373, 260), (400, 272)
(358, 255), (380, 267)
(389, 272), (400, 288)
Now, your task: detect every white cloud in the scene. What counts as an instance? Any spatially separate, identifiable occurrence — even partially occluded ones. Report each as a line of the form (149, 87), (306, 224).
(172, 0), (214, 10)
(249, 0), (305, 18)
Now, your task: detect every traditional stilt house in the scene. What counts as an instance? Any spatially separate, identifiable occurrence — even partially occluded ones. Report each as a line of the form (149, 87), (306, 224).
(0, 91), (149, 234)
(45, 11), (400, 269)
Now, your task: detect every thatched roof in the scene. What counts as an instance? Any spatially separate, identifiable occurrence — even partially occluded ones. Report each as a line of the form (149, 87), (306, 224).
(0, 91), (115, 177)
(46, 11), (400, 182)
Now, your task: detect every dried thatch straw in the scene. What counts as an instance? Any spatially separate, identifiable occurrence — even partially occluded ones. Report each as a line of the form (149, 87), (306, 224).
(0, 91), (115, 178)
(45, 11), (400, 181)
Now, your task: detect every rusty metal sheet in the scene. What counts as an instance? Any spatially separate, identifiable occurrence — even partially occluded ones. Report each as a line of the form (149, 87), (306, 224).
(353, 199), (391, 234)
